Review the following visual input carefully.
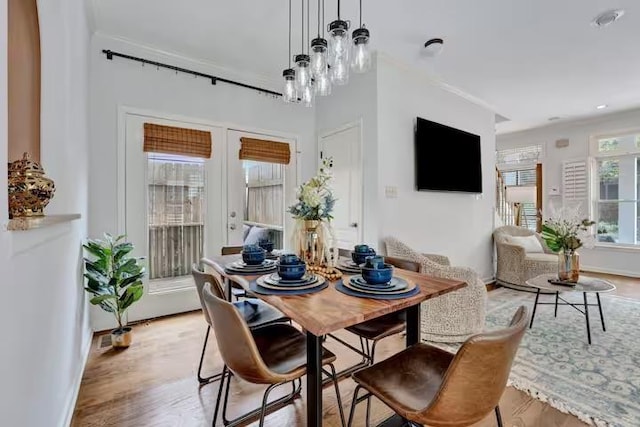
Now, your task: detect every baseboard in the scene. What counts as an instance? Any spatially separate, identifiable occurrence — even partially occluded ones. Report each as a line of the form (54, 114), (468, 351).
(582, 265), (640, 279)
(59, 327), (93, 427)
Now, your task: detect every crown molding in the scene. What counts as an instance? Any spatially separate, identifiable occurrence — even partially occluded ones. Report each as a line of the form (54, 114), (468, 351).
(376, 51), (501, 115)
(93, 31), (282, 93)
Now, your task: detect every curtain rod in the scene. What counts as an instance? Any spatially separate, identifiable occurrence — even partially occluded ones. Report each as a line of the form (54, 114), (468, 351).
(102, 49), (282, 97)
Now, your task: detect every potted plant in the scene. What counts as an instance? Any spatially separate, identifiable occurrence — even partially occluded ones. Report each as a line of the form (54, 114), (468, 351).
(541, 206), (595, 282)
(83, 233), (145, 348)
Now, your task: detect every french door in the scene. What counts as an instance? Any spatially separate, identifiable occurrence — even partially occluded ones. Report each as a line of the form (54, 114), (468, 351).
(123, 112), (224, 322)
(226, 129), (297, 251)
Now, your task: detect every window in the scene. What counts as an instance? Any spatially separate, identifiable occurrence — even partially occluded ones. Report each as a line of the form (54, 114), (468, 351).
(147, 154), (205, 290)
(496, 145), (543, 168)
(501, 168), (537, 230)
(591, 132), (640, 246)
(243, 161), (284, 249)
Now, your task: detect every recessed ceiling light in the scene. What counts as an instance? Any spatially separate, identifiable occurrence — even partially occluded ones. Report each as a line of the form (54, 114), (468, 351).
(596, 104), (608, 110)
(591, 9), (625, 28)
(423, 38), (444, 56)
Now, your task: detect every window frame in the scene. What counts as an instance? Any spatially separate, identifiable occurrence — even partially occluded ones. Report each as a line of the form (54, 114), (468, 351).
(589, 129), (640, 249)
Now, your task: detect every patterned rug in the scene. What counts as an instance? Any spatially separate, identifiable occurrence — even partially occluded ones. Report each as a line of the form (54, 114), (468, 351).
(423, 288), (640, 427)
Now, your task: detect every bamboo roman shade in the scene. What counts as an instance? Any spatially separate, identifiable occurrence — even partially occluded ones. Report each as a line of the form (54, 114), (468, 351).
(239, 137), (291, 165)
(143, 123), (212, 158)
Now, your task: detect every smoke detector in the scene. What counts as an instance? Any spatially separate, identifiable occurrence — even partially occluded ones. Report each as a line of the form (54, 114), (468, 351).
(592, 9), (625, 28)
(423, 38), (444, 56)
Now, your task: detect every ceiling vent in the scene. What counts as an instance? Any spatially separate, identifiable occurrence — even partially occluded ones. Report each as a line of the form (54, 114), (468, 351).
(592, 9), (625, 28)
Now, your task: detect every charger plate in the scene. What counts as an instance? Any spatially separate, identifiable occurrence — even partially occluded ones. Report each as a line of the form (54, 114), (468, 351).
(345, 277), (415, 295)
(335, 280), (420, 300)
(250, 278), (328, 295)
(348, 276), (410, 293)
(263, 273), (317, 286)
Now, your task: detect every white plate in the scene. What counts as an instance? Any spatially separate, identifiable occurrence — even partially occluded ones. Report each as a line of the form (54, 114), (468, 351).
(257, 275), (326, 290)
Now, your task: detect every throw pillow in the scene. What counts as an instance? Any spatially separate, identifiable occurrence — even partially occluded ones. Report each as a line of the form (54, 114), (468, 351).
(244, 225), (270, 245)
(505, 235), (544, 253)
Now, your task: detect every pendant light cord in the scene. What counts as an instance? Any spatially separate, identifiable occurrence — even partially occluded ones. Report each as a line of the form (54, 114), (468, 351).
(301, 0), (304, 53)
(317, 0), (321, 37)
(307, 0), (310, 53)
(337, 0), (341, 20)
(322, 0), (325, 37)
(288, 0), (292, 68)
(359, 0), (362, 27)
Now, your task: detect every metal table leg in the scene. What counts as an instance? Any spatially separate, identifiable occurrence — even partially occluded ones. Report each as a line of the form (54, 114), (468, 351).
(530, 289), (540, 328)
(406, 304), (421, 346)
(306, 332), (323, 427)
(583, 292), (591, 345)
(596, 293), (606, 331)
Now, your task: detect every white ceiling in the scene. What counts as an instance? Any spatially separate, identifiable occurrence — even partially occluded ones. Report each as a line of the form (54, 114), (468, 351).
(91, 0), (640, 134)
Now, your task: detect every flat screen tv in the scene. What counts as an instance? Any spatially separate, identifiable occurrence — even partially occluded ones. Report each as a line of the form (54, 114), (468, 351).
(415, 117), (482, 193)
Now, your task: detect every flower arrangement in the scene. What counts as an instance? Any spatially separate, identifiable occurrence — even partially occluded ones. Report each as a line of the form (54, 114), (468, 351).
(288, 157), (336, 221)
(541, 205), (595, 253)
(289, 158), (337, 266)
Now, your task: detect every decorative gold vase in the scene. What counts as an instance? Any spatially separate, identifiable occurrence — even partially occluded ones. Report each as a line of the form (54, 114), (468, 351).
(303, 220), (320, 265)
(111, 327), (133, 349)
(558, 250), (580, 282)
(8, 152), (55, 218)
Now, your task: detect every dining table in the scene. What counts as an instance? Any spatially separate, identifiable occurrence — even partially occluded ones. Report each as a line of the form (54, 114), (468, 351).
(203, 255), (467, 427)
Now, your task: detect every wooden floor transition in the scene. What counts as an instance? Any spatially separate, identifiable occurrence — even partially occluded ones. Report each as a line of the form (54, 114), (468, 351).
(72, 273), (639, 427)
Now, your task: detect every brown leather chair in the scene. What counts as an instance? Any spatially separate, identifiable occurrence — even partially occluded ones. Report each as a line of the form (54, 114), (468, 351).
(329, 255), (421, 373)
(347, 306), (529, 427)
(202, 282), (346, 427)
(191, 264), (288, 384)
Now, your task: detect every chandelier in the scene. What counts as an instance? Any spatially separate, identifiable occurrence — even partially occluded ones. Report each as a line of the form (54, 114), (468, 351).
(283, 0), (372, 106)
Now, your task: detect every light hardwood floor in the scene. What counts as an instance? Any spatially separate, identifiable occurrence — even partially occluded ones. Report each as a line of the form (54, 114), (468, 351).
(72, 273), (638, 427)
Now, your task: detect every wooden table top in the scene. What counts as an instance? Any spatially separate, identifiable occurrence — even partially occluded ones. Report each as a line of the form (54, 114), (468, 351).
(203, 255), (467, 336)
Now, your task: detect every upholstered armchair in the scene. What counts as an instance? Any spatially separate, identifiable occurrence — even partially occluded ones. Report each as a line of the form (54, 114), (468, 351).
(384, 237), (487, 343)
(493, 225), (557, 291)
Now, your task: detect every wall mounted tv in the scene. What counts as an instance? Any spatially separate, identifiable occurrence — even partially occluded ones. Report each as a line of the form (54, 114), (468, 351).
(415, 117), (482, 193)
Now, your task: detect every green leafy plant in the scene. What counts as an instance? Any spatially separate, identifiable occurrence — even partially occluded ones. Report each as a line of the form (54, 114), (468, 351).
(540, 206), (595, 253)
(83, 234), (145, 331)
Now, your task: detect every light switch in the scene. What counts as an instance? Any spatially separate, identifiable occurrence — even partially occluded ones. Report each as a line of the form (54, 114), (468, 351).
(385, 186), (398, 199)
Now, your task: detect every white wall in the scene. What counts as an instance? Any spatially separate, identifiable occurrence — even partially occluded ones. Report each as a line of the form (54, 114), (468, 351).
(376, 56), (496, 281)
(315, 59), (379, 247)
(89, 34), (317, 330)
(316, 55), (496, 279)
(497, 108), (640, 277)
(0, 1), (92, 426)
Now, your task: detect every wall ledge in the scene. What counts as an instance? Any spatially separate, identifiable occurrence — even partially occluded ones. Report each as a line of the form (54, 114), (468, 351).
(6, 213), (81, 231)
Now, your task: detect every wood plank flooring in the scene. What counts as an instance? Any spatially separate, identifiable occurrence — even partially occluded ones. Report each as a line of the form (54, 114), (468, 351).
(72, 273), (638, 427)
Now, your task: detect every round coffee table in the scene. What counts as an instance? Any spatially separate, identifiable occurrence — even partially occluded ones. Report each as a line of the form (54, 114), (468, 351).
(525, 273), (616, 345)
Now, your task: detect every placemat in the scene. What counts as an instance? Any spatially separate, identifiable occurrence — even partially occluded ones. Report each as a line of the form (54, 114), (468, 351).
(249, 279), (328, 296)
(335, 280), (420, 300)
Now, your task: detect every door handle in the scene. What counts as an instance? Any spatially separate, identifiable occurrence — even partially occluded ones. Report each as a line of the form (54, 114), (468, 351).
(350, 222), (358, 228)
(229, 224), (237, 230)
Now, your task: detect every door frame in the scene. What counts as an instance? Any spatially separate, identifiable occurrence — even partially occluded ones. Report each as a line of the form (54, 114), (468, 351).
(317, 119), (364, 245)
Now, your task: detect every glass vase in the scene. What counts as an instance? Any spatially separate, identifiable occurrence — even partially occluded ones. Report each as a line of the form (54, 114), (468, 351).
(558, 250), (580, 282)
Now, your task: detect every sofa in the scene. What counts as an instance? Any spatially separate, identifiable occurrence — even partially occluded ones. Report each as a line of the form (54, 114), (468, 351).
(384, 237), (487, 343)
(493, 225), (557, 291)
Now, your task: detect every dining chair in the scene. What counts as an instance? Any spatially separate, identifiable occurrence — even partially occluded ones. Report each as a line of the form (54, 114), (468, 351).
(347, 306), (529, 427)
(202, 282), (347, 427)
(216, 248), (248, 299)
(191, 264), (288, 385)
(328, 255), (421, 374)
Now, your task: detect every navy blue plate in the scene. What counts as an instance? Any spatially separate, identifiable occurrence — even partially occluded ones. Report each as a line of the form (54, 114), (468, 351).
(335, 280), (420, 300)
(250, 279), (328, 295)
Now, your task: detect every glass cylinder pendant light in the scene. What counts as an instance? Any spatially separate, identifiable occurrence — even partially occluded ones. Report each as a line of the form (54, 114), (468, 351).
(301, 78), (315, 107)
(351, 0), (371, 73)
(310, 38), (328, 78)
(328, 19), (350, 85)
(315, 69), (331, 96)
(282, 68), (297, 103)
(282, 0), (297, 103)
(351, 27), (371, 73)
(295, 54), (311, 91)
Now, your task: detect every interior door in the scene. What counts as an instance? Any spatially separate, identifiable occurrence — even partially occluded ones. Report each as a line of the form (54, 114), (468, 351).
(226, 129), (297, 250)
(319, 123), (363, 249)
(124, 113), (224, 322)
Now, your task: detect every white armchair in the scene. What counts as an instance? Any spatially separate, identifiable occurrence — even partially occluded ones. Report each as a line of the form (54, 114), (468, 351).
(384, 237), (487, 343)
(493, 225), (557, 291)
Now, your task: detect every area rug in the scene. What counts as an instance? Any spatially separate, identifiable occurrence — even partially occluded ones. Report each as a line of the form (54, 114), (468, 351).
(423, 288), (640, 427)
